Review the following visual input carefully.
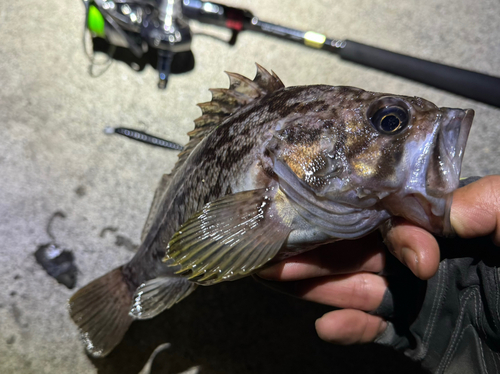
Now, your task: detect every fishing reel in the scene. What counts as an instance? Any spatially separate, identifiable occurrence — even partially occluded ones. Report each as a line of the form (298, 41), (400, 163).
(83, 0), (195, 88)
(86, 0), (500, 153)
(83, 0), (500, 103)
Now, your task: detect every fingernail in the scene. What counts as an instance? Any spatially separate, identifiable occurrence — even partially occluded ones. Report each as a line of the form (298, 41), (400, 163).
(402, 247), (419, 275)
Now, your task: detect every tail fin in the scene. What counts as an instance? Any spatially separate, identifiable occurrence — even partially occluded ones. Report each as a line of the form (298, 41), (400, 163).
(68, 267), (134, 357)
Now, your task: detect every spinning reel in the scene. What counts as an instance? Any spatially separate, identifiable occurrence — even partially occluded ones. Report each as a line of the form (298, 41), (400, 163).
(83, 0), (500, 149)
(83, 0), (500, 106)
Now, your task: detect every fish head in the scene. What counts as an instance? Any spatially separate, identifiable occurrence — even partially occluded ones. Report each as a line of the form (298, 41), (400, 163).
(270, 86), (473, 237)
(374, 97), (474, 235)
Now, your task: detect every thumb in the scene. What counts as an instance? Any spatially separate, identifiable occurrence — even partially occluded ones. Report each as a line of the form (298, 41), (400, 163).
(450, 176), (500, 245)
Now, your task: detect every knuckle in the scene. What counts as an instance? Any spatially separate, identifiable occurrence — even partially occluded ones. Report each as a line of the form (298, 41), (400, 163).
(350, 274), (371, 309)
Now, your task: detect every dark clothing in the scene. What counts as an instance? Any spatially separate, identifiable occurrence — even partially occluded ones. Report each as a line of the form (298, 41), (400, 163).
(375, 232), (500, 373)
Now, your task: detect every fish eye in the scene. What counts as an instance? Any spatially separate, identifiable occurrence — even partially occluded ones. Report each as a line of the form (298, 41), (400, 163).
(369, 105), (409, 135)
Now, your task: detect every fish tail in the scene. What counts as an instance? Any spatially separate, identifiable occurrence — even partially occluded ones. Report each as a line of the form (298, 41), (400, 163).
(68, 266), (135, 357)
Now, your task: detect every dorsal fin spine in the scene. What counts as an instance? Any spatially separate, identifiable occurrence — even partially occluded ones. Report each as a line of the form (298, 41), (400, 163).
(171, 65), (285, 174)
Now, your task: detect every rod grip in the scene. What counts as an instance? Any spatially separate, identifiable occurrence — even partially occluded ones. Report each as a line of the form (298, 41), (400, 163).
(338, 40), (500, 107)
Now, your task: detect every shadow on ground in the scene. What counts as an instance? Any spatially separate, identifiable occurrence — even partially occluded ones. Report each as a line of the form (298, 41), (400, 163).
(86, 277), (426, 374)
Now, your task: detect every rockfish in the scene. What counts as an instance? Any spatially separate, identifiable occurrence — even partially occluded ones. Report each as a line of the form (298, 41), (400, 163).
(69, 65), (473, 357)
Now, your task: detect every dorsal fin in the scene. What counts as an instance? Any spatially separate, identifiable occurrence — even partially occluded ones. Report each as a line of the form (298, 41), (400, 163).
(172, 64), (284, 172)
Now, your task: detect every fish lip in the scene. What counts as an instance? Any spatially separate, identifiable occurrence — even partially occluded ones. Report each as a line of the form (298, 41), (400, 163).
(439, 108), (474, 235)
(442, 108), (474, 185)
(457, 109), (474, 164)
(425, 108), (474, 197)
(424, 108), (474, 234)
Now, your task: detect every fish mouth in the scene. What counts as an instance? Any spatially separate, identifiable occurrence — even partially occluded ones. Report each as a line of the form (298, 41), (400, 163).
(385, 108), (474, 235)
(422, 108), (474, 234)
(426, 108), (474, 196)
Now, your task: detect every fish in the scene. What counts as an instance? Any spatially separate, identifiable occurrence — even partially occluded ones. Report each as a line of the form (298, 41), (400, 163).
(68, 64), (474, 357)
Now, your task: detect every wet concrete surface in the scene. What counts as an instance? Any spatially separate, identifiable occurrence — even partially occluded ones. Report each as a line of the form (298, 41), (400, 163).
(1, 0), (500, 373)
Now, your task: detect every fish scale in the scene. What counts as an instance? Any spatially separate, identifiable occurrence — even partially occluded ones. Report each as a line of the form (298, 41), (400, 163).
(68, 64), (473, 358)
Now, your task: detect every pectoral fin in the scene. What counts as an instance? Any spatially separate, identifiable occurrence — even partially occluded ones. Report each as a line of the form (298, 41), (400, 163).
(163, 188), (292, 285)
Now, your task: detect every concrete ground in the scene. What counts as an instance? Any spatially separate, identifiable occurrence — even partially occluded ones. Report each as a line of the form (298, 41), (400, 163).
(1, 0), (499, 373)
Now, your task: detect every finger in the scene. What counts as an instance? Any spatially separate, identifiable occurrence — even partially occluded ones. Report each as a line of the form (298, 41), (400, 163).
(298, 273), (387, 310)
(382, 219), (440, 280)
(451, 175), (500, 245)
(315, 309), (387, 345)
(258, 272), (387, 311)
(258, 233), (386, 281)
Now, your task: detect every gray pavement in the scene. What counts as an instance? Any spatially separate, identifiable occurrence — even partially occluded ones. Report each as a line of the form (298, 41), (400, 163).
(1, 0), (499, 373)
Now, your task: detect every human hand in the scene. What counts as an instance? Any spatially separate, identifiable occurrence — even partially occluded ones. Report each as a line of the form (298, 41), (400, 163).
(257, 176), (500, 344)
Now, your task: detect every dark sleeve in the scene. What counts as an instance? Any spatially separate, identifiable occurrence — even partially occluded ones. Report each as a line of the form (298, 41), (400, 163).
(374, 235), (500, 374)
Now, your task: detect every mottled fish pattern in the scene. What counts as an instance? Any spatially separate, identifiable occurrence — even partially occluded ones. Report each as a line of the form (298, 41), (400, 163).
(69, 65), (473, 357)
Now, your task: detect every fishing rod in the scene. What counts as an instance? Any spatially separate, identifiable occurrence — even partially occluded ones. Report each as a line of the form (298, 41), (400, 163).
(84, 0), (500, 149)
(183, 0), (500, 108)
(83, 0), (500, 108)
